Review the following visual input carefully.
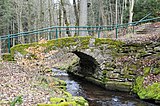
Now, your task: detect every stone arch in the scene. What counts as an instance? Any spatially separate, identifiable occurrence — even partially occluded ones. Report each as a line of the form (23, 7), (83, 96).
(71, 50), (101, 77)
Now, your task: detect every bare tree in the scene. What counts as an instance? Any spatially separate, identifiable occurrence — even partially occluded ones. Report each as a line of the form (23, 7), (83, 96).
(79, 0), (88, 36)
(73, 0), (79, 26)
(0, 39), (1, 60)
(60, 0), (71, 37)
(129, 0), (135, 23)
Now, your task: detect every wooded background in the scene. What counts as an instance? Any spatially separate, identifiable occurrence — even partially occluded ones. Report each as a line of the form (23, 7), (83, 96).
(0, 0), (159, 36)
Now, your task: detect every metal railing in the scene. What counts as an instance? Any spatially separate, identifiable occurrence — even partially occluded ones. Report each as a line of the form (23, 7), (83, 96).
(0, 17), (159, 54)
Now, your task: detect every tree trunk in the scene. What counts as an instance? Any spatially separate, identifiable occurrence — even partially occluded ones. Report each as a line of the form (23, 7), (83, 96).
(16, 0), (24, 44)
(115, 0), (118, 25)
(48, 0), (52, 27)
(79, 0), (88, 36)
(48, 0), (52, 40)
(0, 39), (2, 60)
(109, 0), (113, 25)
(73, 0), (79, 26)
(60, 0), (71, 37)
(99, 0), (107, 26)
(40, 0), (44, 29)
(59, 4), (62, 38)
(129, 0), (135, 23)
(121, 0), (125, 24)
(27, 0), (32, 43)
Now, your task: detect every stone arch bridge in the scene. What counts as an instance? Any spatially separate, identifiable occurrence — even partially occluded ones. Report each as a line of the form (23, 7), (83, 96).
(10, 36), (160, 101)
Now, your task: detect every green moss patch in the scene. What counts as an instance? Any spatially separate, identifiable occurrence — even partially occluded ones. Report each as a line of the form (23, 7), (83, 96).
(2, 53), (14, 61)
(133, 76), (160, 100)
(10, 36), (91, 58)
(38, 96), (88, 106)
(95, 38), (124, 46)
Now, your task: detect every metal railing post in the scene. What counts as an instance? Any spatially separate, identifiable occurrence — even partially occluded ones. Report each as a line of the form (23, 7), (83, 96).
(0, 36), (2, 60)
(98, 26), (101, 38)
(115, 25), (118, 38)
(56, 28), (58, 39)
(8, 34), (11, 53)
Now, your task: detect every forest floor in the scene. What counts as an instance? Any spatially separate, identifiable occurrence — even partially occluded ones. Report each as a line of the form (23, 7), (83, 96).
(0, 61), (60, 106)
(118, 22), (160, 43)
(0, 53), (78, 106)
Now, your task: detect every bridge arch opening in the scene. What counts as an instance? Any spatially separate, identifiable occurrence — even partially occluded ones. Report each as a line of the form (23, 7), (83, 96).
(71, 51), (100, 77)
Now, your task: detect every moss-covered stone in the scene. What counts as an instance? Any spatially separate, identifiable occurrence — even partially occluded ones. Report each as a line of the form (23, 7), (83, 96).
(95, 38), (124, 47)
(143, 67), (151, 76)
(38, 96), (88, 106)
(133, 76), (160, 100)
(138, 83), (160, 100)
(152, 68), (160, 75)
(105, 81), (132, 92)
(10, 36), (91, 58)
(50, 98), (65, 104)
(2, 53), (14, 61)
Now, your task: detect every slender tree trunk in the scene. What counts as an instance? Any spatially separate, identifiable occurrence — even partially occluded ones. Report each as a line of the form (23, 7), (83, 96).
(0, 39), (1, 60)
(73, 0), (79, 26)
(16, 0), (24, 44)
(40, 0), (44, 29)
(129, 0), (135, 23)
(48, 0), (52, 27)
(115, 0), (118, 25)
(27, 0), (31, 31)
(99, 0), (107, 26)
(59, 4), (62, 38)
(73, 0), (79, 36)
(109, 0), (113, 25)
(19, 9), (25, 43)
(27, 0), (32, 43)
(48, 0), (52, 40)
(79, 0), (88, 36)
(60, 0), (71, 37)
(121, 0), (125, 24)
(12, 19), (16, 46)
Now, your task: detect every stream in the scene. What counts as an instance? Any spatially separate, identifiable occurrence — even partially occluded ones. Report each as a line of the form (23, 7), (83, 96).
(52, 68), (158, 106)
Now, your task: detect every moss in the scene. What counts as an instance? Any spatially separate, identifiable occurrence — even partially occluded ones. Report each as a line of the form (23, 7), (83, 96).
(152, 68), (160, 75)
(129, 65), (137, 72)
(62, 90), (72, 97)
(137, 83), (160, 100)
(50, 98), (65, 104)
(73, 96), (88, 106)
(95, 38), (124, 47)
(143, 67), (151, 76)
(39, 96), (88, 106)
(102, 70), (108, 75)
(10, 43), (37, 57)
(132, 76), (144, 93)
(133, 76), (160, 100)
(105, 62), (116, 68)
(2, 53), (14, 61)
(105, 81), (132, 92)
(11, 37), (91, 58)
(136, 50), (148, 58)
(59, 101), (77, 106)
(37, 104), (57, 106)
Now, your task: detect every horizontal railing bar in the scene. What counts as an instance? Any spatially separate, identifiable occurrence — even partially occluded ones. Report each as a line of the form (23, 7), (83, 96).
(0, 17), (159, 39)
